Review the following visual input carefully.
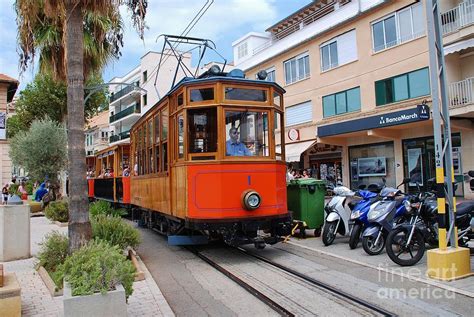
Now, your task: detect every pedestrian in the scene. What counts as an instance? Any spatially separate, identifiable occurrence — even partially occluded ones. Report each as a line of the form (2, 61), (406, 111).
(302, 170), (310, 179)
(287, 167), (294, 182)
(2, 184), (9, 205)
(18, 181), (28, 200)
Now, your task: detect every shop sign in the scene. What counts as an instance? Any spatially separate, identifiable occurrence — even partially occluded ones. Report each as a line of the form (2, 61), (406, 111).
(318, 105), (430, 137)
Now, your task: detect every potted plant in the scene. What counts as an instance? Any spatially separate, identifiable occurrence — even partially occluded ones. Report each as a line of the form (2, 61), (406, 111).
(58, 240), (135, 317)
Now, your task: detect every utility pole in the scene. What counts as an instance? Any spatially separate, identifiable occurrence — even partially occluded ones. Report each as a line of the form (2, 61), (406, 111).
(425, 0), (471, 280)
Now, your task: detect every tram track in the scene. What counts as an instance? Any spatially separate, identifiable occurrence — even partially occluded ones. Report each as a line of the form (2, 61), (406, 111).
(187, 245), (396, 316)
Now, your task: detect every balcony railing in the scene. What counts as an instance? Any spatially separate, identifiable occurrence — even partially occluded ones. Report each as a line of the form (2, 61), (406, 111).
(109, 129), (131, 143)
(449, 77), (474, 106)
(441, 0), (474, 35)
(110, 82), (140, 103)
(109, 103), (140, 123)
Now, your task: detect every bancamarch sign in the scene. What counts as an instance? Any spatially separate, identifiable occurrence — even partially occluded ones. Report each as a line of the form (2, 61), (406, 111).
(317, 105), (430, 137)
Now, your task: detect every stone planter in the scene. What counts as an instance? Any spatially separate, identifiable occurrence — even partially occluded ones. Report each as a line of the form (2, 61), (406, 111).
(37, 266), (63, 296)
(0, 273), (21, 317)
(63, 282), (127, 317)
(52, 221), (68, 227)
(0, 204), (30, 261)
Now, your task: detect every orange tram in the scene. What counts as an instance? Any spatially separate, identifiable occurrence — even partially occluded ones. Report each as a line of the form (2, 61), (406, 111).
(88, 68), (291, 248)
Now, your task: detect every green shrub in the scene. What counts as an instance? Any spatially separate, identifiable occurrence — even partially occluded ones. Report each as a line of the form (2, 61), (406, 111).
(25, 181), (34, 195)
(92, 215), (141, 250)
(89, 200), (127, 217)
(56, 240), (135, 298)
(45, 200), (69, 222)
(8, 184), (19, 195)
(37, 231), (69, 288)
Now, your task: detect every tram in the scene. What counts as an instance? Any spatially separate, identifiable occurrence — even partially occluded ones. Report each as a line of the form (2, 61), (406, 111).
(88, 36), (291, 247)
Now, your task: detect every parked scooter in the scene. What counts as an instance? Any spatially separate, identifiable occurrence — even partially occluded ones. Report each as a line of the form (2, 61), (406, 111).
(322, 186), (356, 246)
(386, 182), (474, 266)
(361, 179), (410, 255)
(348, 185), (384, 249)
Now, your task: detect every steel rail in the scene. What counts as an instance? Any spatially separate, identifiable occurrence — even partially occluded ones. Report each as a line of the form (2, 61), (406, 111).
(237, 247), (396, 317)
(186, 247), (295, 317)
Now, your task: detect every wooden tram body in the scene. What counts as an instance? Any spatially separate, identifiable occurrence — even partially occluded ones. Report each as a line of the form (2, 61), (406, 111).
(90, 70), (291, 247)
(88, 144), (131, 204)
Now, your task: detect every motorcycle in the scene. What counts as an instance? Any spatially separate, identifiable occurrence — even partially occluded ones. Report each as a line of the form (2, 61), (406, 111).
(322, 186), (356, 246)
(386, 185), (474, 266)
(361, 179), (410, 255)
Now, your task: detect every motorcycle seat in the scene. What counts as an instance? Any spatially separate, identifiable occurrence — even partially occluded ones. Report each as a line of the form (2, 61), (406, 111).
(456, 200), (474, 216)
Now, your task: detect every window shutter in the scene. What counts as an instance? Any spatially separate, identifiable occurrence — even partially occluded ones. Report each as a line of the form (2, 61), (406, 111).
(286, 101), (312, 126)
(337, 30), (357, 65)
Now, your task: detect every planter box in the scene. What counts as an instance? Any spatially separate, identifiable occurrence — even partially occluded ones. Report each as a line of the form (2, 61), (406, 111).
(63, 282), (127, 317)
(37, 266), (63, 297)
(52, 221), (68, 227)
(0, 205), (30, 261)
(0, 273), (21, 317)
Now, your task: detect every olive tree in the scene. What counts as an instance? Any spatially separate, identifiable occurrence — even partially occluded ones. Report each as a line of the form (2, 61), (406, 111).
(9, 118), (67, 182)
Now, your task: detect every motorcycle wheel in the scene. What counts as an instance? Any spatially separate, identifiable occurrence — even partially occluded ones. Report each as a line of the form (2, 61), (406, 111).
(322, 221), (337, 246)
(386, 226), (425, 266)
(349, 223), (362, 249)
(362, 233), (385, 255)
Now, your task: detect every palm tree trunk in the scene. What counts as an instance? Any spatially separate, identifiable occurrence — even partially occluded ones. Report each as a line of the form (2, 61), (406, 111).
(66, 1), (92, 253)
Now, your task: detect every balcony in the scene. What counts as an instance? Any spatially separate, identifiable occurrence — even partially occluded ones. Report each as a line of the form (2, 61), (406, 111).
(110, 103), (140, 123)
(110, 130), (131, 143)
(441, 0), (474, 35)
(110, 82), (140, 103)
(449, 77), (473, 106)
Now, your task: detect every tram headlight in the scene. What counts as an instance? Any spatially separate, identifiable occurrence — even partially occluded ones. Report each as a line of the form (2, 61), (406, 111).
(242, 190), (262, 211)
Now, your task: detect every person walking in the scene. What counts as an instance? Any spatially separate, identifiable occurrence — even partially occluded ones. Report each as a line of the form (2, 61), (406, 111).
(18, 181), (28, 200)
(2, 184), (9, 205)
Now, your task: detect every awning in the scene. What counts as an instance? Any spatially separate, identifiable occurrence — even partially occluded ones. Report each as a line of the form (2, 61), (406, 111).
(444, 38), (474, 55)
(283, 140), (317, 162)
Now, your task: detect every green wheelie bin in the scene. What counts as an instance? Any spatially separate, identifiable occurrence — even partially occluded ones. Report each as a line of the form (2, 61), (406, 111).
(287, 178), (326, 236)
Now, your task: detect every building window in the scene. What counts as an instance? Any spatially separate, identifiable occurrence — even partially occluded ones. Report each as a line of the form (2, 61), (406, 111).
(143, 94), (147, 106)
(143, 70), (147, 83)
(265, 67), (275, 82)
(372, 2), (425, 52)
(237, 42), (248, 59)
(323, 87), (361, 118)
(375, 68), (430, 106)
(285, 101), (312, 126)
(284, 53), (310, 85)
(320, 30), (357, 72)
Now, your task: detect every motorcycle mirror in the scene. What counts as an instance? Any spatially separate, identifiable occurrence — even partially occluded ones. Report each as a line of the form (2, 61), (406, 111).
(468, 170), (474, 178)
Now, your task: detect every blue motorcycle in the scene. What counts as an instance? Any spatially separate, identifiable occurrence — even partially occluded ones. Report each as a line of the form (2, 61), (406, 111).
(348, 190), (380, 249)
(361, 180), (411, 255)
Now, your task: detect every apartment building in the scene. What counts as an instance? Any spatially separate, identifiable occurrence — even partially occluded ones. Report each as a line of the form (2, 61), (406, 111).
(85, 111), (110, 170)
(108, 50), (192, 146)
(233, 0), (474, 197)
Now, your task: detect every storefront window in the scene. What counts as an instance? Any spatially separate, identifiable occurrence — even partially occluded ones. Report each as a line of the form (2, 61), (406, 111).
(349, 142), (395, 190)
(403, 134), (462, 195)
(225, 110), (269, 157)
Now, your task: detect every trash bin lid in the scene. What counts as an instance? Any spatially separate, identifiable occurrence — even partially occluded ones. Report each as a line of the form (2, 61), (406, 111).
(7, 195), (23, 205)
(294, 178), (326, 187)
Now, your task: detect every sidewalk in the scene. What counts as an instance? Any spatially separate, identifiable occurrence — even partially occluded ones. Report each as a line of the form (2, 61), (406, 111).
(1, 216), (175, 316)
(287, 233), (474, 297)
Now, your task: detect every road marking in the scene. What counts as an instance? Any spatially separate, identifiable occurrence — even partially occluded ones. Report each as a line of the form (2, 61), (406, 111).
(286, 240), (474, 298)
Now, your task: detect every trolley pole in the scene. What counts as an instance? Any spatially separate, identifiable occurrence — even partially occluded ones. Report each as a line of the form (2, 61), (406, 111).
(425, 0), (471, 280)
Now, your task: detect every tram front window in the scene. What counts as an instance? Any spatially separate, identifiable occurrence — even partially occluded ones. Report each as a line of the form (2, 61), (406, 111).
(225, 110), (269, 157)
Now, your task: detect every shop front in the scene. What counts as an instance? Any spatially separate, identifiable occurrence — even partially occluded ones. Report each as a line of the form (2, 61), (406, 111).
(317, 103), (474, 197)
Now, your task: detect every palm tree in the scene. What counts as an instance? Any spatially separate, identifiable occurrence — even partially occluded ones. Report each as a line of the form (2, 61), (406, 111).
(16, 0), (147, 252)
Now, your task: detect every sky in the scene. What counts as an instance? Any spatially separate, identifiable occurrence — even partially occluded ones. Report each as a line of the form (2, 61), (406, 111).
(0, 0), (311, 91)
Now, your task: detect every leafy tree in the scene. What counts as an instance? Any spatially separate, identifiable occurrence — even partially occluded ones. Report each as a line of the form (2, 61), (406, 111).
(7, 73), (107, 138)
(16, 0), (147, 252)
(9, 118), (67, 182)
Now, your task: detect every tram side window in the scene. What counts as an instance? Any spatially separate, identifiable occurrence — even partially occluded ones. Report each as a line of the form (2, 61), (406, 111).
(274, 112), (283, 160)
(188, 108), (217, 155)
(148, 120), (154, 173)
(225, 87), (267, 102)
(190, 88), (214, 102)
(225, 110), (269, 157)
(178, 115), (184, 159)
(154, 114), (160, 173)
(162, 107), (169, 172)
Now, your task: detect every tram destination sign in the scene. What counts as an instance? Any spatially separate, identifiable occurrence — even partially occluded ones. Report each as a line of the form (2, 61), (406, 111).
(317, 105), (430, 137)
